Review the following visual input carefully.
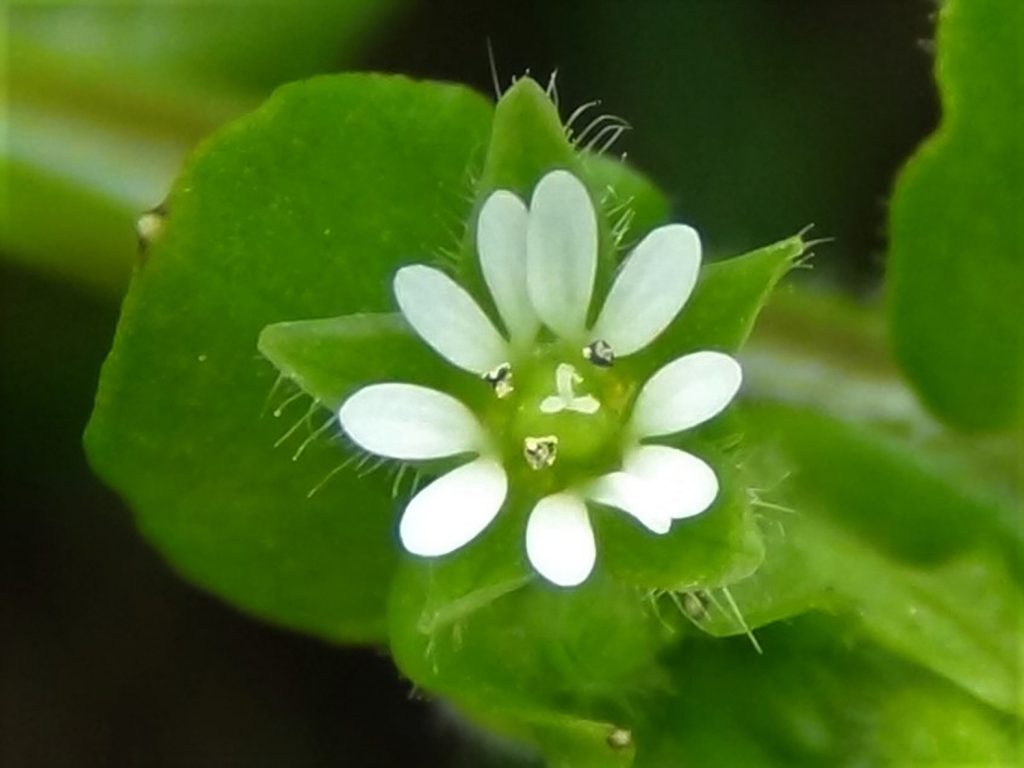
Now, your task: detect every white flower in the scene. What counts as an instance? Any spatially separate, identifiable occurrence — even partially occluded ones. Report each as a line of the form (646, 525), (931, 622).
(338, 170), (742, 587)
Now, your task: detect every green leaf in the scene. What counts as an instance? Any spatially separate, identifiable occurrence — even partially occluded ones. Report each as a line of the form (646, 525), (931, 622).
(389, 528), (670, 768)
(637, 616), (1021, 767)
(389, 536), (671, 715)
(700, 403), (1024, 718)
(85, 74), (494, 643)
(888, 0), (1024, 431)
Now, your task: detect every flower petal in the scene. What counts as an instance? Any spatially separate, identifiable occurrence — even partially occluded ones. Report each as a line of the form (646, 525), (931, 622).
(526, 170), (597, 340)
(477, 190), (538, 347)
(394, 265), (508, 375)
(399, 457), (507, 556)
(525, 492), (596, 587)
(630, 351), (742, 438)
(339, 383), (484, 460)
(624, 445), (718, 519)
(591, 224), (701, 356)
(587, 471), (671, 534)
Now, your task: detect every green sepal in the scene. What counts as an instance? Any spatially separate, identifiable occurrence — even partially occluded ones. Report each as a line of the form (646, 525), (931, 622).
(258, 313), (460, 410)
(477, 78), (582, 199)
(633, 233), (806, 380)
(698, 402), (1024, 718)
(465, 77), (635, 310)
(639, 615), (1022, 767)
(579, 153), (671, 249)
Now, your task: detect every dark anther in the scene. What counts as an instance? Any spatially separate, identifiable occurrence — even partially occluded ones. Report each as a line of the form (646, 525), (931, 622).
(582, 339), (615, 367)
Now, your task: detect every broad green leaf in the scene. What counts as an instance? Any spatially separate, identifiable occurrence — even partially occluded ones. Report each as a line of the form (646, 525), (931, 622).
(636, 616), (1020, 767)
(888, 0), (1024, 430)
(389, 528), (671, 716)
(748, 403), (1009, 565)
(389, 528), (671, 768)
(697, 403), (1023, 718)
(85, 74), (494, 643)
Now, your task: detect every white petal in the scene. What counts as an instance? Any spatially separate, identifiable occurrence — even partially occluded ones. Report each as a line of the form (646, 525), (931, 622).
(587, 472), (671, 534)
(624, 445), (718, 519)
(399, 457), (507, 556)
(394, 265), (508, 375)
(526, 493), (596, 587)
(339, 383), (484, 460)
(591, 224), (701, 356)
(630, 351), (742, 438)
(477, 190), (538, 347)
(526, 170), (598, 340)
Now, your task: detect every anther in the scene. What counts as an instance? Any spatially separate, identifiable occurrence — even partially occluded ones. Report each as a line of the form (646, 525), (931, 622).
(523, 435), (558, 470)
(681, 592), (708, 621)
(606, 728), (633, 750)
(482, 362), (514, 398)
(135, 202), (167, 255)
(583, 339), (615, 367)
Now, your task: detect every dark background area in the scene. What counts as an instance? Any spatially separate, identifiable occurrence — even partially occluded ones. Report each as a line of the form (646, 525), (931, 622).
(2, 2), (938, 765)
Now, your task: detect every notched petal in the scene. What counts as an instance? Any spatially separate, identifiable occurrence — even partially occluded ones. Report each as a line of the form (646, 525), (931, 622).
(624, 445), (718, 519)
(631, 351), (742, 438)
(587, 471), (672, 534)
(399, 457), (508, 556)
(591, 224), (701, 356)
(394, 265), (508, 375)
(526, 492), (596, 587)
(526, 170), (598, 341)
(477, 190), (538, 346)
(338, 383), (484, 460)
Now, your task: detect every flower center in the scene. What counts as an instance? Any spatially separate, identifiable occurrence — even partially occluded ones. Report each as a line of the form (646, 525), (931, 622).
(484, 346), (632, 490)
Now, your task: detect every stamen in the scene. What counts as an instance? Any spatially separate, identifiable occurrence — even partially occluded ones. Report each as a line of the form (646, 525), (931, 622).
(583, 339), (615, 367)
(482, 362), (515, 398)
(523, 435), (558, 470)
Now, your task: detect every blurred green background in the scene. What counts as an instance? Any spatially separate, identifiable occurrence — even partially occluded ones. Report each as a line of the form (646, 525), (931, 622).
(2, 1), (946, 765)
